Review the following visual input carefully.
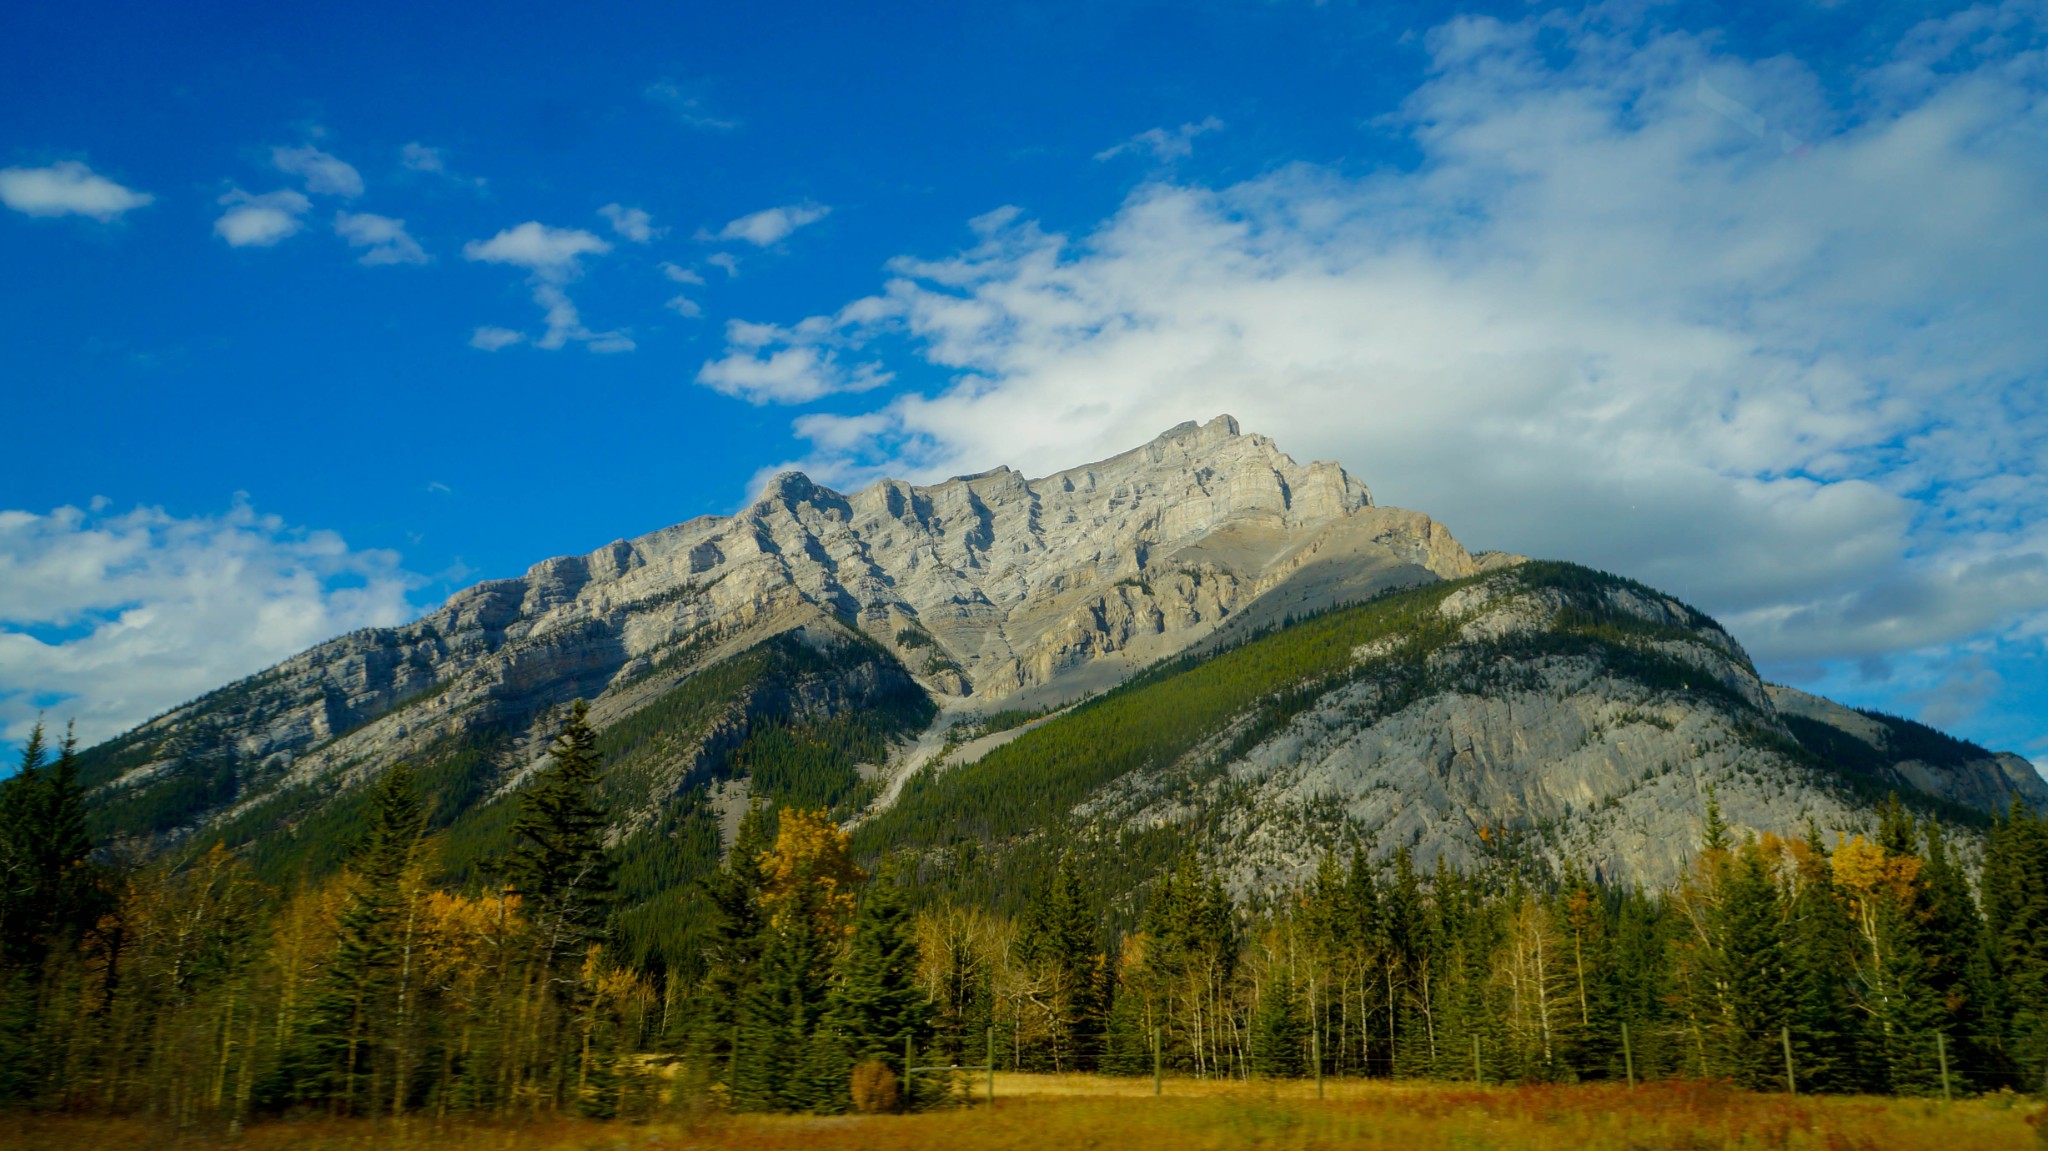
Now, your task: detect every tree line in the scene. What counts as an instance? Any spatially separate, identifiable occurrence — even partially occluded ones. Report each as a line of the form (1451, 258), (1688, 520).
(6, 704), (2048, 1125)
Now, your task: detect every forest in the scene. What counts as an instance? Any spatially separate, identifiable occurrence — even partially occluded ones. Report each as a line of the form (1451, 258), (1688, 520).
(6, 689), (2048, 1128)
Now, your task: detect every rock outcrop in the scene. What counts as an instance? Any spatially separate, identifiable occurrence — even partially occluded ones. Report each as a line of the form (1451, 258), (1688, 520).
(80, 416), (1475, 836)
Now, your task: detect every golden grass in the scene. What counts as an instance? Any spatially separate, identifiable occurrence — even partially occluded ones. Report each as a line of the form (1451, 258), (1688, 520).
(11, 1076), (2043, 1151)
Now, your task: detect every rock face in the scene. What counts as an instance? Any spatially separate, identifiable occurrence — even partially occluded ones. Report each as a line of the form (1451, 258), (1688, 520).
(76, 415), (2048, 893)
(1066, 571), (2048, 893)
(80, 416), (1475, 838)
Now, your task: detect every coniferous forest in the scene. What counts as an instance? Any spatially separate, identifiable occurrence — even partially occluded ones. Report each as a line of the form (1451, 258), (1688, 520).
(7, 693), (2048, 1127)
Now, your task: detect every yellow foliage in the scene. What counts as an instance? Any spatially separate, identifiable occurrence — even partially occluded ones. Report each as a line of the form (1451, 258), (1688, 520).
(1830, 834), (1922, 910)
(758, 807), (865, 933)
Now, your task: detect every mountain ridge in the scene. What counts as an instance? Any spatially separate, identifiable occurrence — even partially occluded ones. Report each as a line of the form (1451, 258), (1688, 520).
(70, 417), (2048, 914)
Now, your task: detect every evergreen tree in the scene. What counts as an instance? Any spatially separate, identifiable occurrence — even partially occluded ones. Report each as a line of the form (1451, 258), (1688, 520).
(1783, 826), (1865, 1092)
(1252, 972), (1306, 1077)
(1701, 839), (1793, 1090)
(701, 801), (771, 1077)
(508, 700), (617, 974)
(289, 766), (428, 1113)
(1920, 820), (1997, 1088)
(1017, 857), (1104, 1070)
(1983, 800), (2048, 1089)
(829, 871), (929, 1080)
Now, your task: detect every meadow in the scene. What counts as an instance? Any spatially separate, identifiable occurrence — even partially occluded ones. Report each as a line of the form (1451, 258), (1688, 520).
(10, 1074), (2042, 1151)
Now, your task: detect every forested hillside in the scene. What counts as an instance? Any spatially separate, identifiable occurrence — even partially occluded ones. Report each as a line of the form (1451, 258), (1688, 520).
(6, 713), (2048, 1121)
(9, 559), (2048, 1123)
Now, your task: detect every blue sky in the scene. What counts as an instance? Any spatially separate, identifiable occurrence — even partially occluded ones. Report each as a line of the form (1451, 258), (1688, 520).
(4, 1), (2048, 769)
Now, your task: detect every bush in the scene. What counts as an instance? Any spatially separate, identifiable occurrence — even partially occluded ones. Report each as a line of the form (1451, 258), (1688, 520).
(851, 1059), (900, 1113)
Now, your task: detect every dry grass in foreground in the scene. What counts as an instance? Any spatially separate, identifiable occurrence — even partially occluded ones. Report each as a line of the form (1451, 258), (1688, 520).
(10, 1076), (2044, 1151)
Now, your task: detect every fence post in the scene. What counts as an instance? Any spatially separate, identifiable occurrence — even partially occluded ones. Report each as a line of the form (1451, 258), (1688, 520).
(1782, 1025), (1796, 1095)
(905, 1034), (915, 1111)
(1153, 1026), (1163, 1096)
(1314, 1026), (1323, 1099)
(987, 1026), (996, 1106)
(1473, 1035), (1483, 1086)
(1936, 1033), (1952, 1103)
(1621, 1022), (1635, 1089)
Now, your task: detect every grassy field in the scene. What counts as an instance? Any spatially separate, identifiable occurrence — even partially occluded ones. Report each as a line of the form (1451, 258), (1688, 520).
(11, 1074), (2044, 1151)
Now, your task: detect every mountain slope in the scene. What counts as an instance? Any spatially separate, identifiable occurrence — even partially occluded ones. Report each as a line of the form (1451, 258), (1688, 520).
(74, 415), (1475, 851)
(69, 418), (2048, 936)
(863, 561), (2048, 905)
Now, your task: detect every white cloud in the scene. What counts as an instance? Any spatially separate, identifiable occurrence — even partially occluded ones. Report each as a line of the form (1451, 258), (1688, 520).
(272, 144), (364, 198)
(706, 252), (741, 276)
(0, 498), (417, 746)
(599, 203), (660, 242)
(666, 296), (704, 318)
(213, 188), (311, 247)
(710, 8), (2048, 680)
(470, 326), (524, 351)
(335, 212), (428, 266)
(713, 202), (830, 246)
(1095, 116), (1226, 162)
(0, 161), (154, 221)
(660, 262), (705, 285)
(645, 78), (740, 131)
(463, 221), (611, 279)
(461, 226), (632, 353)
(697, 308), (893, 404)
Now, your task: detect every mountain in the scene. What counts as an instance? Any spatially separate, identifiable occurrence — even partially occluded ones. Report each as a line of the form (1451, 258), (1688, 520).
(73, 417), (2048, 932)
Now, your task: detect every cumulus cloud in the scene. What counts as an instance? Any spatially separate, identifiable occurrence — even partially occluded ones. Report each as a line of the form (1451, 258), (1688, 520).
(463, 221), (611, 279)
(0, 161), (154, 221)
(599, 203), (660, 242)
(334, 212), (428, 265)
(464, 223), (629, 352)
(0, 499), (418, 746)
(1095, 116), (1226, 162)
(272, 144), (364, 198)
(213, 188), (312, 247)
(707, 8), (2048, 686)
(713, 202), (830, 246)
(697, 309), (893, 404)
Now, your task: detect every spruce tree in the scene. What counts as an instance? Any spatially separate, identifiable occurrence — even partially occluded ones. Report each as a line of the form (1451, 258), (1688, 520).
(1983, 800), (2048, 1088)
(831, 872), (929, 1073)
(1703, 840), (1793, 1090)
(702, 801), (771, 1078)
(0, 723), (51, 970)
(293, 765), (427, 1113)
(1784, 825), (1864, 1092)
(1252, 973), (1307, 1077)
(1018, 858), (1103, 1070)
(508, 700), (617, 973)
